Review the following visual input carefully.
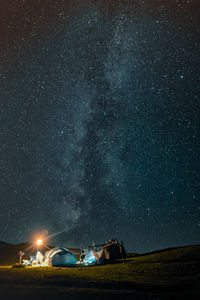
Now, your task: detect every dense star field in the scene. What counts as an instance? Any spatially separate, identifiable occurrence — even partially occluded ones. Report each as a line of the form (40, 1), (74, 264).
(0, 1), (199, 252)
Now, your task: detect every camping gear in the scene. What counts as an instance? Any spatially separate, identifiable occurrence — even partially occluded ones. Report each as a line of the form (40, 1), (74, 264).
(83, 250), (99, 265)
(98, 240), (127, 263)
(47, 247), (78, 267)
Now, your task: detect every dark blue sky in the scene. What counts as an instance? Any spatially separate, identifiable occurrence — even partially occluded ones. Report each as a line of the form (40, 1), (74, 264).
(0, 0), (199, 252)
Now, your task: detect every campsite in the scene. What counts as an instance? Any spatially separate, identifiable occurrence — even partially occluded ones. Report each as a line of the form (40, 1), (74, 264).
(0, 241), (199, 299)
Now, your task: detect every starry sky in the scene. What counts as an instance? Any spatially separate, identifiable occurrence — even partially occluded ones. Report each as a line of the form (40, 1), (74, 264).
(0, 0), (199, 252)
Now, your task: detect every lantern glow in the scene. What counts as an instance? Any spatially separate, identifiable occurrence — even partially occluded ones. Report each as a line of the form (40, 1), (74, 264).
(36, 239), (42, 245)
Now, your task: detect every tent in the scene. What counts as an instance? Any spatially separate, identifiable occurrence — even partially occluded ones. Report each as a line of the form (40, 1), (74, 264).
(99, 240), (126, 263)
(47, 247), (78, 267)
(83, 250), (99, 265)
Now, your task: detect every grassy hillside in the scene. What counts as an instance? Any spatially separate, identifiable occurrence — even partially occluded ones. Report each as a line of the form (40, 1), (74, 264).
(0, 244), (199, 299)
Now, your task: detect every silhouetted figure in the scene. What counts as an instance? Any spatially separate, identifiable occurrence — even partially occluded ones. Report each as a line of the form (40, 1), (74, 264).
(19, 250), (24, 264)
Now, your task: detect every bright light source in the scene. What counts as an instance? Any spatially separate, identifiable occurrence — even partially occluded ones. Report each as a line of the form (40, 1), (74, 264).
(36, 239), (42, 245)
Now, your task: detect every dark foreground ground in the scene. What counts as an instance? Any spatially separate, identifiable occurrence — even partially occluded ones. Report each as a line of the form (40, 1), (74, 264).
(0, 245), (200, 300)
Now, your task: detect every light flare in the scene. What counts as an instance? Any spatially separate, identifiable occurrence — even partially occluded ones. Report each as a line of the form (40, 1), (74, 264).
(36, 239), (42, 245)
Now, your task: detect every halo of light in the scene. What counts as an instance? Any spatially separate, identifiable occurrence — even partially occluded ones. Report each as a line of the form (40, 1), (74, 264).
(36, 239), (42, 245)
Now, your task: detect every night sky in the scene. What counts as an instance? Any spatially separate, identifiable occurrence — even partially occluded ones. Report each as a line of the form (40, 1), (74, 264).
(0, 0), (199, 252)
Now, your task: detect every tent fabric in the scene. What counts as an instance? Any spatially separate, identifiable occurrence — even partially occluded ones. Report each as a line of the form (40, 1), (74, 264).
(98, 241), (126, 263)
(83, 250), (99, 265)
(48, 247), (78, 267)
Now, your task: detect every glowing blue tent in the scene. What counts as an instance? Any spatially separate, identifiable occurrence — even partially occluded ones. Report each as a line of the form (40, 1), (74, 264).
(83, 250), (99, 265)
(48, 247), (78, 267)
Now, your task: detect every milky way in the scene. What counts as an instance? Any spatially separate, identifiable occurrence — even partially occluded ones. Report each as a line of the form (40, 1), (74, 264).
(0, 1), (199, 252)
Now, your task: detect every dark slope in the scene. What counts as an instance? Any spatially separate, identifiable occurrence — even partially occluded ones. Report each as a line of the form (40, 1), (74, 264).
(0, 242), (81, 265)
(138, 244), (200, 262)
(0, 241), (10, 247)
(0, 242), (37, 265)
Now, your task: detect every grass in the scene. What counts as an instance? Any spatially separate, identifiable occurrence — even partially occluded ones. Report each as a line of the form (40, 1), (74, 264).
(0, 244), (199, 299)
